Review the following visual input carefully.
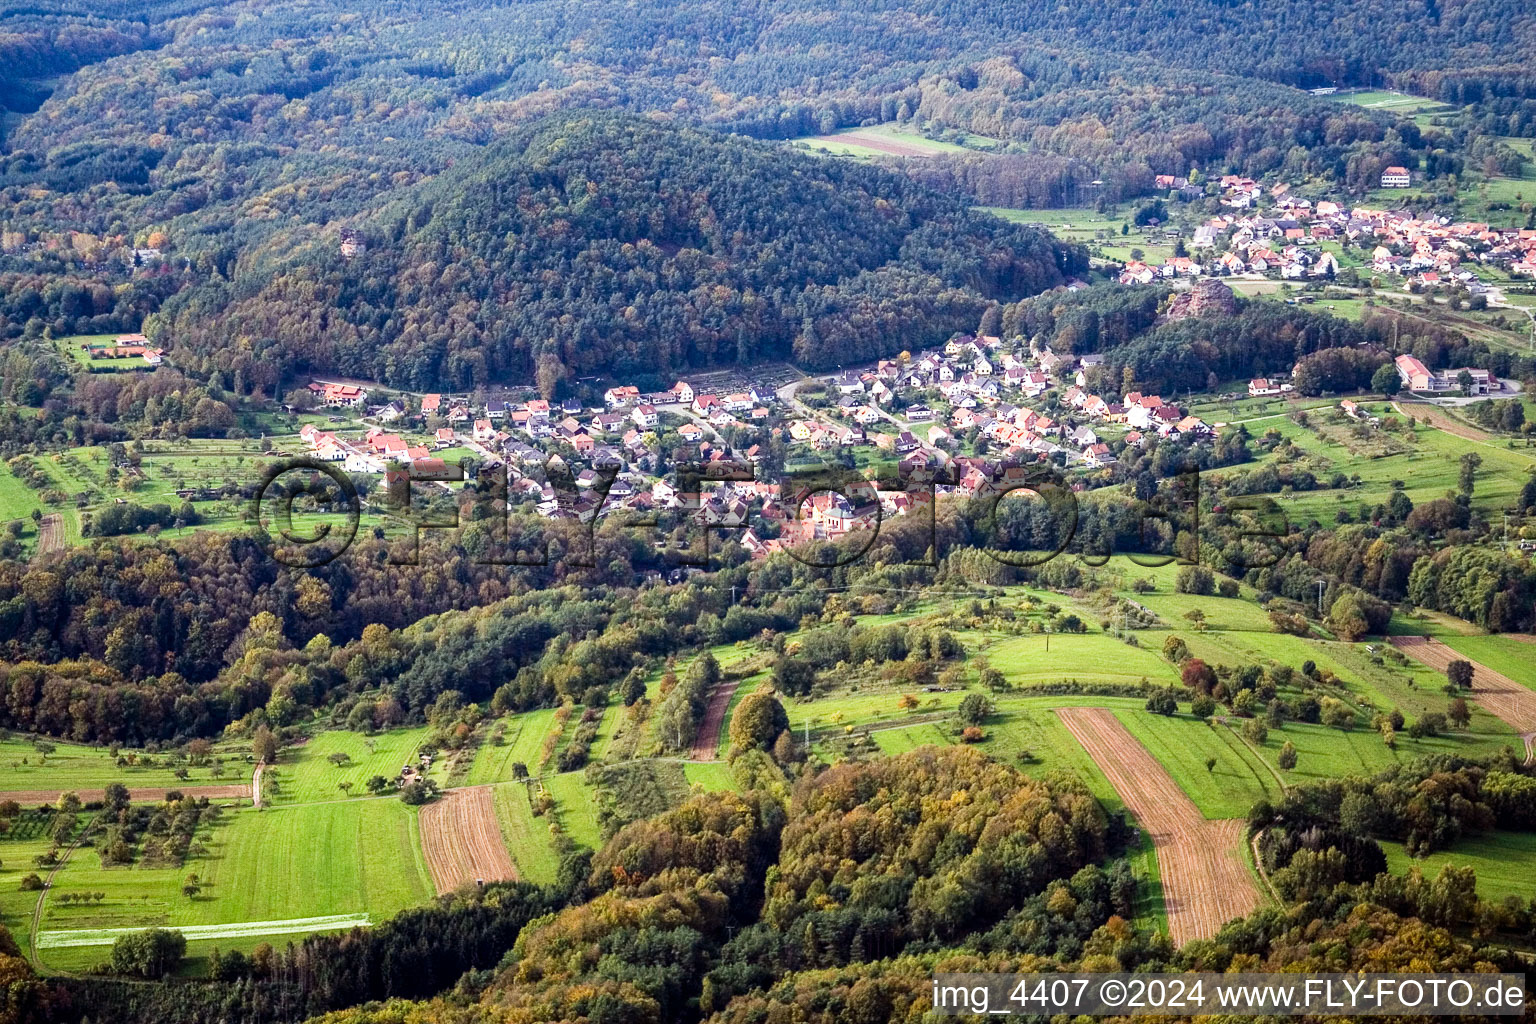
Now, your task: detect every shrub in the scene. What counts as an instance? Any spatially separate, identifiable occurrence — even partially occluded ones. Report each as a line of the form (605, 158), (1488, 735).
(1174, 565), (1215, 596)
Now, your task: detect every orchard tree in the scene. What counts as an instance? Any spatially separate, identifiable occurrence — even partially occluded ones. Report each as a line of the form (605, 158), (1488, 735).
(1181, 658), (1216, 694)
(252, 725), (278, 764)
(1446, 660), (1474, 690)
(957, 693), (993, 726)
(1277, 740), (1298, 770)
(1371, 363), (1401, 396)
(1327, 593), (1370, 641)
(728, 689), (790, 753)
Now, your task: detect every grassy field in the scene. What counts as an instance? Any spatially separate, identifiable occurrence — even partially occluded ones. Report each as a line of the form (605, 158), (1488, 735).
(1230, 410), (1536, 524)
(465, 708), (560, 784)
(56, 334), (157, 373)
(985, 633), (1181, 688)
(1336, 90), (1449, 114)
(543, 772), (603, 851)
(1114, 711), (1277, 818)
(271, 728), (435, 804)
(491, 781), (562, 883)
(0, 737), (253, 796)
(978, 206), (1174, 264)
(1381, 832), (1536, 903)
(681, 762), (736, 792)
(22, 799), (432, 970)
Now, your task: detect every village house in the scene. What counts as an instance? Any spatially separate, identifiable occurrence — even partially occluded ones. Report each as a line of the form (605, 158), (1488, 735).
(1249, 378), (1285, 397)
(310, 382), (368, 408)
(604, 385), (640, 408)
(835, 372), (866, 394)
(1381, 166), (1412, 188)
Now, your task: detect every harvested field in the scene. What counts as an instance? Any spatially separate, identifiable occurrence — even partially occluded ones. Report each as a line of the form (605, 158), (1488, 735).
(1388, 636), (1536, 762)
(34, 513), (63, 559)
(1057, 707), (1263, 945)
(690, 680), (737, 761)
(0, 784), (249, 806)
(1393, 401), (1491, 441)
(811, 131), (934, 157)
(419, 786), (517, 894)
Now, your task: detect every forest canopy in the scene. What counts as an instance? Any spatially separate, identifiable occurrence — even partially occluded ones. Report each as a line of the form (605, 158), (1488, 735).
(150, 113), (1084, 390)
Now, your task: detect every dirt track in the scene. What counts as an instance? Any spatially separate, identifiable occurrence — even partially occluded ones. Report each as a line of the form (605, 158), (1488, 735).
(1387, 636), (1536, 761)
(418, 786), (517, 894)
(0, 784), (249, 806)
(1057, 707), (1263, 946)
(33, 514), (63, 560)
(689, 680), (737, 761)
(1393, 401), (1491, 441)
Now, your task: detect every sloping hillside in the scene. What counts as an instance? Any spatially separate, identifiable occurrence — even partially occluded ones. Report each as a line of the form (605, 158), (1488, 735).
(153, 113), (1083, 388)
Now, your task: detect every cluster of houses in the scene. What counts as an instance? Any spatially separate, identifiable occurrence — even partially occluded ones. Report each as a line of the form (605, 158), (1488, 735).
(299, 423), (442, 474)
(291, 324), (1233, 563)
(1121, 178), (1536, 285)
(822, 334), (1217, 472)
(82, 333), (163, 366)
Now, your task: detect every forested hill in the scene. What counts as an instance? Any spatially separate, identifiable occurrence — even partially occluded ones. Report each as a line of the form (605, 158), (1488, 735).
(151, 114), (1083, 390)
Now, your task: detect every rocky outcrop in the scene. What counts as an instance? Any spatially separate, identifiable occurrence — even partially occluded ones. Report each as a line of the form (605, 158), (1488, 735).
(1163, 278), (1237, 320)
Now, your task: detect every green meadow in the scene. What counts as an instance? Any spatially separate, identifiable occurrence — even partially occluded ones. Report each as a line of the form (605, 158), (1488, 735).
(1381, 832), (1536, 904)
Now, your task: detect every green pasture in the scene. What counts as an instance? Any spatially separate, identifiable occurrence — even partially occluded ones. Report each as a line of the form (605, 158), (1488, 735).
(983, 633), (1181, 688)
(1114, 711), (1277, 818)
(270, 727), (435, 803)
(1381, 831), (1536, 904)
(19, 798), (431, 971)
(543, 772), (603, 851)
(0, 738), (252, 798)
(467, 708), (560, 784)
(791, 123), (996, 160)
(491, 781), (562, 883)
(681, 762), (737, 792)
(1240, 414), (1536, 523)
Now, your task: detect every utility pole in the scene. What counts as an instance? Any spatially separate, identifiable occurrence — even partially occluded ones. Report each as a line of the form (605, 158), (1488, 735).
(1316, 579), (1326, 615)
